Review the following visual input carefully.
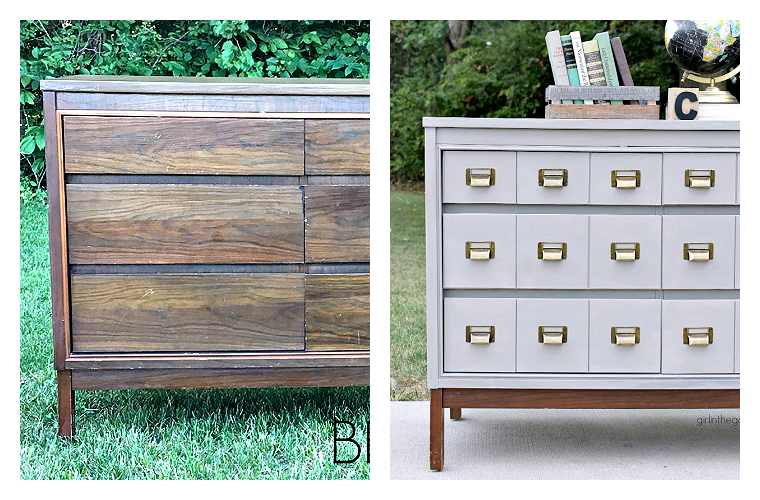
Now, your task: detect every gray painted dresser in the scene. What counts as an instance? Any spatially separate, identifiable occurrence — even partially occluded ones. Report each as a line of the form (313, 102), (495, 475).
(423, 118), (739, 470)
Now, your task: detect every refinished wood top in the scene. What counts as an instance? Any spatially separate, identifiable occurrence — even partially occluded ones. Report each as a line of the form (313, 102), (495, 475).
(40, 75), (370, 95)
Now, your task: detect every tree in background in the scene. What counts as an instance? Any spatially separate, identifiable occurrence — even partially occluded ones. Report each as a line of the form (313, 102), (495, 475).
(390, 20), (738, 183)
(20, 20), (370, 199)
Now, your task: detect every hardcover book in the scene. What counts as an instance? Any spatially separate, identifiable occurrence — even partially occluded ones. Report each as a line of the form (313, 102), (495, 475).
(610, 36), (637, 104)
(570, 31), (593, 104)
(582, 39), (609, 104)
(560, 34), (584, 104)
(593, 32), (624, 104)
(545, 30), (573, 103)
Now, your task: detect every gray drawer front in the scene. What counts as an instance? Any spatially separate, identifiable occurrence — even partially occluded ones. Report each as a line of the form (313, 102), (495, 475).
(662, 153), (737, 205)
(735, 215), (740, 289)
(588, 215), (661, 289)
(661, 300), (735, 374)
(662, 215), (735, 290)
(734, 301), (740, 373)
(516, 299), (588, 373)
(516, 152), (589, 205)
(442, 151), (516, 204)
(443, 298), (516, 373)
(516, 214), (588, 289)
(589, 299), (661, 373)
(590, 153), (662, 205)
(442, 214), (516, 289)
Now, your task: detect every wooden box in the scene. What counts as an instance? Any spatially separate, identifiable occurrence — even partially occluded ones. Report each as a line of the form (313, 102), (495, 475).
(41, 76), (370, 437)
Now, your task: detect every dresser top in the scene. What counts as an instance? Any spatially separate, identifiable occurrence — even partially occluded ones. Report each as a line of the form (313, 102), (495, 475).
(423, 117), (739, 131)
(40, 75), (370, 96)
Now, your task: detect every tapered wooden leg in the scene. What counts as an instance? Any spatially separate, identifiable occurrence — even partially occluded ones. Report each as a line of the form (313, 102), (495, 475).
(430, 389), (443, 470)
(450, 407), (461, 420)
(57, 370), (75, 438)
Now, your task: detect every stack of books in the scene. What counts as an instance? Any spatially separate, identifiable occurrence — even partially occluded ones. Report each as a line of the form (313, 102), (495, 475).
(545, 30), (659, 119)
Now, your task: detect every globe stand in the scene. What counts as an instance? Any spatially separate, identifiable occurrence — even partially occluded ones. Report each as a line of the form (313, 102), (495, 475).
(681, 65), (740, 104)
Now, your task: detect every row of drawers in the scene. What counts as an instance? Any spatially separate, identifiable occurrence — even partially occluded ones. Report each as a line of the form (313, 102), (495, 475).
(444, 298), (739, 375)
(443, 214), (739, 290)
(443, 151), (739, 205)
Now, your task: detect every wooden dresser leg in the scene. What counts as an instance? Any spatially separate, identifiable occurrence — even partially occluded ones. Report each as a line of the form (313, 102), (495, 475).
(57, 370), (75, 439)
(450, 407), (462, 420)
(430, 389), (443, 470)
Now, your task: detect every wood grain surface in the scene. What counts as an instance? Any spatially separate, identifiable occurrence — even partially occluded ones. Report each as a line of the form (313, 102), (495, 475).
(306, 274), (370, 351)
(70, 273), (305, 352)
(66, 184), (304, 264)
(305, 119), (370, 174)
(63, 116), (304, 174)
(304, 185), (370, 262)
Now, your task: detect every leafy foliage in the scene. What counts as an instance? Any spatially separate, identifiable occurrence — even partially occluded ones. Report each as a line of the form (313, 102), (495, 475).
(20, 20), (370, 194)
(390, 20), (705, 182)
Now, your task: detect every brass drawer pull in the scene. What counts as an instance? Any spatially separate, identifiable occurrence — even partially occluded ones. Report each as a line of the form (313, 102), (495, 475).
(683, 327), (713, 346)
(611, 242), (640, 261)
(538, 242), (567, 261)
(466, 325), (495, 344)
(465, 241), (495, 260)
(685, 169), (715, 188)
(538, 168), (568, 187)
(466, 168), (495, 187)
(611, 169), (641, 188)
(611, 326), (640, 345)
(538, 325), (567, 344)
(683, 242), (714, 261)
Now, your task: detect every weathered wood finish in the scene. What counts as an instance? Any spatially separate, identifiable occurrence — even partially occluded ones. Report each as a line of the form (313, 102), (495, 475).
(305, 119), (370, 174)
(63, 116), (305, 175)
(305, 185), (370, 262)
(545, 104), (659, 120)
(72, 366), (370, 390)
(57, 371), (75, 438)
(70, 273), (305, 352)
(306, 274), (370, 351)
(66, 184), (304, 264)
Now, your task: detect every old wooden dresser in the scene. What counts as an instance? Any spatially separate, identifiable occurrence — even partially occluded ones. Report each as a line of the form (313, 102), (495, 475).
(423, 118), (739, 470)
(42, 76), (370, 437)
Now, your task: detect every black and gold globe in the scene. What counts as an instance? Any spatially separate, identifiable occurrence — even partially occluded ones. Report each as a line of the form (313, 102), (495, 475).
(665, 20), (739, 76)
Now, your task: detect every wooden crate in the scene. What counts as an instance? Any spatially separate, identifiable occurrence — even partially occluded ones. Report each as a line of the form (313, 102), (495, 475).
(545, 85), (660, 119)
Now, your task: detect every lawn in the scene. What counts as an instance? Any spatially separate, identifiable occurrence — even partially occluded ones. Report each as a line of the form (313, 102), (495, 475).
(19, 199), (369, 479)
(389, 188), (428, 401)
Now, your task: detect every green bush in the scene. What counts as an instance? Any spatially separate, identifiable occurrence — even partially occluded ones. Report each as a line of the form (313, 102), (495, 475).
(20, 20), (370, 195)
(390, 20), (716, 182)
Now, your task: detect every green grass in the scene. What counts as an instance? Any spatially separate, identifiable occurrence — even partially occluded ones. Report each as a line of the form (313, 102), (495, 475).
(19, 199), (369, 479)
(389, 189), (428, 401)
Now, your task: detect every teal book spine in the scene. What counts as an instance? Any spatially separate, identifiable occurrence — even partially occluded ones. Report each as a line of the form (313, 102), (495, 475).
(593, 32), (624, 104)
(560, 35), (583, 104)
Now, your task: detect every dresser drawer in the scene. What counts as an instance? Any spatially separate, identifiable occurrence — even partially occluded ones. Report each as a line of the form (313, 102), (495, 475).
(589, 299), (661, 373)
(516, 152), (589, 204)
(66, 184), (304, 264)
(735, 216), (740, 289)
(70, 273), (305, 353)
(516, 299), (588, 373)
(443, 298), (516, 373)
(63, 116), (304, 175)
(661, 300), (735, 374)
(516, 214), (588, 289)
(588, 215), (661, 289)
(442, 151), (516, 204)
(305, 119), (370, 174)
(662, 153), (737, 205)
(442, 214), (516, 289)
(589, 153), (662, 205)
(304, 185), (370, 263)
(661, 215), (736, 289)
(305, 274), (370, 351)
(734, 301), (740, 373)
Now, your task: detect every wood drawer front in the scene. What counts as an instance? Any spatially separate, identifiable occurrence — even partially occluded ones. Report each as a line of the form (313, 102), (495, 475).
(516, 214), (589, 289)
(66, 184), (304, 264)
(305, 119), (369, 174)
(588, 299), (661, 373)
(443, 298), (517, 373)
(662, 153), (737, 205)
(589, 153), (662, 205)
(442, 151), (516, 204)
(661, 300), (735, 374)
(516, 299), (589, 373)
(442, 214), (517, 289)
(63, 116), (304, 175)
(306, 274), (370, 351)
(516, 152), (589, 204)
(588, 215), (662, 289)
(661, 215), (736, 290)
(70, 273), (305, 353)
(304, 185), (369, 263)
